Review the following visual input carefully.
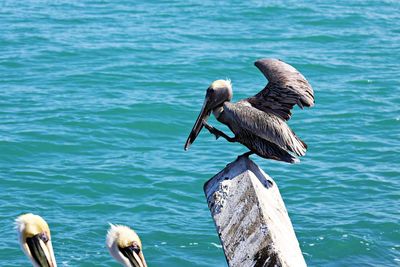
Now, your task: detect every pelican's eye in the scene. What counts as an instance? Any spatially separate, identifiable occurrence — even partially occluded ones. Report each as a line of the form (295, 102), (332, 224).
(38, 232), (49, 243)
(129, 244), (141, 254)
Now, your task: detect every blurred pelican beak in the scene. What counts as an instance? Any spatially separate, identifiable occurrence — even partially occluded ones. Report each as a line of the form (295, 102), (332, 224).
(184, 93), (212, 150)
(26, 234), (56, 267)
(119, 246), (147, 267)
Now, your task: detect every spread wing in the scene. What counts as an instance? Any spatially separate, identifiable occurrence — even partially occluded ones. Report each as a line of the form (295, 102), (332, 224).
(245, 58), (314, 121)
(223, 102), (307, 156)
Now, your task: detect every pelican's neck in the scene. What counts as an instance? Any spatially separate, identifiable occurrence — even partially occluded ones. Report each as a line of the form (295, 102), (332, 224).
(212, 104), (225, 119)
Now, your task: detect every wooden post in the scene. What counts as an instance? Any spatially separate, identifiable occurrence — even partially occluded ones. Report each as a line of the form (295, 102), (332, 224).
(204, 156), (306, 267)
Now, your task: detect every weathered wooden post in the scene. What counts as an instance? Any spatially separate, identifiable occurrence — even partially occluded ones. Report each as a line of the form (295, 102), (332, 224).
(204, 155), (306, 267)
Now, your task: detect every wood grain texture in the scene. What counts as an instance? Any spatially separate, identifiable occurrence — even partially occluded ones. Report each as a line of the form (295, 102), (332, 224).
(204, 156), (306, 267)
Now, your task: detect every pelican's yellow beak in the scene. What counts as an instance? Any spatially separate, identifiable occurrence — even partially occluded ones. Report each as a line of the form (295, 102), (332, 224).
(24, 232), (56, 267)
(118, 243), (147, 267)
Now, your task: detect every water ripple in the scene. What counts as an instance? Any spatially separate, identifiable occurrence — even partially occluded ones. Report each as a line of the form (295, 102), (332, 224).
(1, 0), (399, 266)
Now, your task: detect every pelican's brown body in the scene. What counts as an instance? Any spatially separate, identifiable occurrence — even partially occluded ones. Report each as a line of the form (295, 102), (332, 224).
(217, 101), (305, 162)
(184, 58), (314, 163)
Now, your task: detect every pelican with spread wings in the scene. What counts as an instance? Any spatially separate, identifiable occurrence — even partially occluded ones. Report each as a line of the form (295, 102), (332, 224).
(184, 58), (314, 163)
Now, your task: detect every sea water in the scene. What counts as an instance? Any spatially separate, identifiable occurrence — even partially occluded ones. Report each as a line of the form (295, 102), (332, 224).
(1, 1), (399, 266)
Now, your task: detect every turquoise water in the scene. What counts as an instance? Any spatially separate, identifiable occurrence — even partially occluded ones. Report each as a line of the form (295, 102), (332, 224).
(1, 0), (399, 266)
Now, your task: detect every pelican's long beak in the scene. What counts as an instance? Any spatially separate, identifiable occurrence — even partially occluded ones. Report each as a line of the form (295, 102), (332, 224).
(184, 93), (212, 150)
(25, 234), (56, 267)
(119, 246), (147, 267)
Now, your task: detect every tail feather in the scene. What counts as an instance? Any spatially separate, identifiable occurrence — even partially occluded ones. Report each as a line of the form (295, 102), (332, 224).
(287, 128), (307, 156)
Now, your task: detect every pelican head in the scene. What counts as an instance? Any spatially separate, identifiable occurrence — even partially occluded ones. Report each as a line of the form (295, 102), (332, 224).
(184, 79), (233, 150)
(15, 213), (57, 267)
(106, 224), (147, 267)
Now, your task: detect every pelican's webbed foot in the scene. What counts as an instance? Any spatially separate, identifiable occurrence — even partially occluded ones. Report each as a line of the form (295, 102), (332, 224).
(203, 120), (236, 142)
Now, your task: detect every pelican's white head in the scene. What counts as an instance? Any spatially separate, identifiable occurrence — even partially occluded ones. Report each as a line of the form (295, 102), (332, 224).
(15, 213), (57, 267)
(106, 224), (147, 267)
(208, 79), (233, 104)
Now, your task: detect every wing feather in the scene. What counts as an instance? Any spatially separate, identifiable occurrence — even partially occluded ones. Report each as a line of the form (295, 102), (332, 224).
(245, 58), (314, 121)
(223, 102), (307, 156)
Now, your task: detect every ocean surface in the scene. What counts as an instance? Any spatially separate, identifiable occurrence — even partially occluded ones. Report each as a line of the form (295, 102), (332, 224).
(1, 1), (399, 266)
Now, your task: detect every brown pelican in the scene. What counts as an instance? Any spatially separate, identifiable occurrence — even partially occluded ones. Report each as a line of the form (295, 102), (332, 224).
(107, 224), (147, 267)
(184, 58), (314, 163)
(15, 213), (57, 267)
